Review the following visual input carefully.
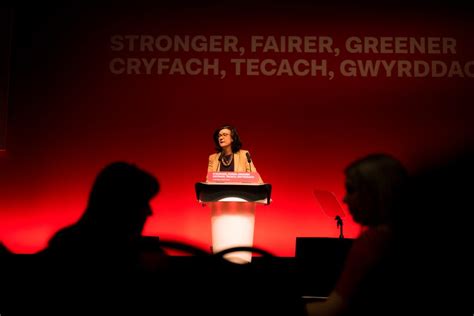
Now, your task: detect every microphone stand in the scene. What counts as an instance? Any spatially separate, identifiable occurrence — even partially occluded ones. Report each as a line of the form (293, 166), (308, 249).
(217, 152), (224, 171)
(246, 152), (252, 172)
(335, 215), (344, 239)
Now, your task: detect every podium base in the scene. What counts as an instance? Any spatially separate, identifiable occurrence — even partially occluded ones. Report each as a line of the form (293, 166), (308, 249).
(209, 200), (256, 263)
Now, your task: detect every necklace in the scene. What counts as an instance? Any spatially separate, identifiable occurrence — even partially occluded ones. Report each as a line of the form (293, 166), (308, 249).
(221, 154), (233, 167)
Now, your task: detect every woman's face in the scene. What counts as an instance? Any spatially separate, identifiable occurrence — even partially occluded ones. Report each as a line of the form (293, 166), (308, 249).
(218, 128), (233, 149)
(343, 176), (374, 225)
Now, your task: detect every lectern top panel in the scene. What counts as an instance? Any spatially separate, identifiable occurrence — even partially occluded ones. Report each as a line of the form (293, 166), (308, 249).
(195, 182), (272, 204)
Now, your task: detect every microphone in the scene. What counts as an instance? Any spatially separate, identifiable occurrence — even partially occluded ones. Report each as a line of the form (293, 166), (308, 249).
(217, 152), (224, 171)
(246, 152), (252, 172)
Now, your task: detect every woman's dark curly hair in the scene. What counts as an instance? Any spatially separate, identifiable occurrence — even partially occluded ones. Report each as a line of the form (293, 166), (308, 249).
(213, 124), (242, 153)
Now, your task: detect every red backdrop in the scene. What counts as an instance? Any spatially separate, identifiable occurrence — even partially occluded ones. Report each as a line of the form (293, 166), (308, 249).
(1, 5), (473, 256)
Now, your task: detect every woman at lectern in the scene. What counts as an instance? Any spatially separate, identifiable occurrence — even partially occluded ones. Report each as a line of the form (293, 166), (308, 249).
(207, 124), (262, 181)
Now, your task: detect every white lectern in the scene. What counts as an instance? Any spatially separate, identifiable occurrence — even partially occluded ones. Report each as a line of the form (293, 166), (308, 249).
(195, 173), (271, 263)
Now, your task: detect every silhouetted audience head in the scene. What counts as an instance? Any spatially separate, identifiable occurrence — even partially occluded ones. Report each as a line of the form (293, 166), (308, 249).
(47, 161), (159, 254)
(343, 153), (408, 227)
(82, 161), (159, 239)
(306, 153), (409, 316)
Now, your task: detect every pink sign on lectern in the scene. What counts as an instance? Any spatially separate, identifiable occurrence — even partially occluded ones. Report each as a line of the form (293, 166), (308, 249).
(207, 171), (261, 184)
